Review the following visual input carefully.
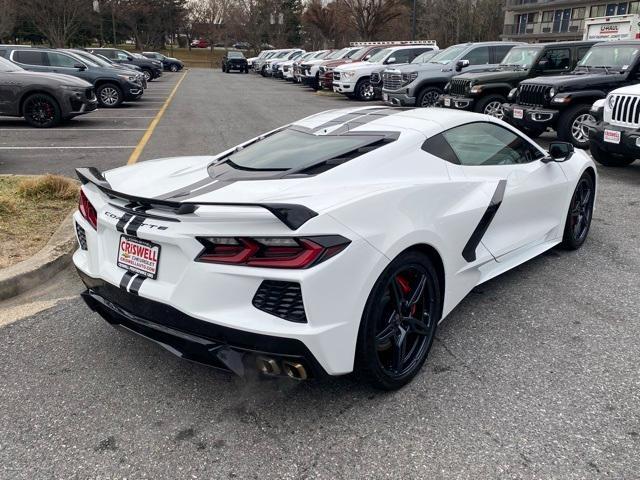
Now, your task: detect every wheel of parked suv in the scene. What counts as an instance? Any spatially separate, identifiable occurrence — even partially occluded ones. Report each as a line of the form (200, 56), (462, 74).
(356, 250), (441, 390)
(22, 93), (61, 128)
(142, 69), (152, 82)
(589, 142), (636, 167)
(170, 64), (179, 72)
(417, 87), (443, 108)
(244, 67), (249, 74)
(475, 94), (506, 119)
(559, 172), (595, 250)
(355, 78), (375, 101)
(261, 66), (268, 77)
(558, 104), (595, 149)
(96, 83), (123, 108)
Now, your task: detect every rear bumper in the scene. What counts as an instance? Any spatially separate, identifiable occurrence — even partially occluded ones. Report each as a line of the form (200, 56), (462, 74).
(78, 269), (328, 379)
(502, 103), (560, 129)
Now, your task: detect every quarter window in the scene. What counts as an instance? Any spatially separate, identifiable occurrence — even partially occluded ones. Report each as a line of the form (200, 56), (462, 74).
(425, 122), (543, 166)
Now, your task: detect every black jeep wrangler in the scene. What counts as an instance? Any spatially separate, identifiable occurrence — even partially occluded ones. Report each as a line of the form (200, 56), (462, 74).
(440, 41), (596, 124)
(503, 41), (640, 148)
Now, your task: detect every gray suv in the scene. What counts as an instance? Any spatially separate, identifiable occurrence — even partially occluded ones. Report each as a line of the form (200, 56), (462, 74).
(382, 42), (523, 107)
(0, 56), (96, 128)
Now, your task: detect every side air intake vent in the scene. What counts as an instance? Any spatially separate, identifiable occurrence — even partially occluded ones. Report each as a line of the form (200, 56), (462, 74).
(252, 280), (307, 323)
(75, 222), (88, 250)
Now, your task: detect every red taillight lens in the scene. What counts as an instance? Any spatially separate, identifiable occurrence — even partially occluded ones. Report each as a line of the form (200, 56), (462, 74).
(195, 236), (350, 269)
(78, 190), (98, 230)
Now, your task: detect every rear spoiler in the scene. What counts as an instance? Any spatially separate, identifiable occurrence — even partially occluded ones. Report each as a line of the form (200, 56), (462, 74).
(76, 167), (318, 230)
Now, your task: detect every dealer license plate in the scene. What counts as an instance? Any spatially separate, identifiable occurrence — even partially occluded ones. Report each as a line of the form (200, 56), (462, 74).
(444, 97), (451, 107)
(604, 129), (621, 144)
(513, 108), (524, 120)
(117, 235), (161, 279)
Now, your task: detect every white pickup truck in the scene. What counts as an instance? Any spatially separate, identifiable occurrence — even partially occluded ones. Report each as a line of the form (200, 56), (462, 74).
(333, 42), (438, 101)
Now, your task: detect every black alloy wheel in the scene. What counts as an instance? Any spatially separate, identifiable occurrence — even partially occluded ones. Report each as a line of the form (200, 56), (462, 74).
(560, 172), (595, 249)
(357, 251), (440, 390)
(356, 78), (375, 101)
(417, 87), (442, 108)
(142, 69), (152, 82)
(23, 93), (61, 128)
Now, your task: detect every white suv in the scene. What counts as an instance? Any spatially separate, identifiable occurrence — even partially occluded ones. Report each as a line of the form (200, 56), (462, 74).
(333, 45), (438, 100)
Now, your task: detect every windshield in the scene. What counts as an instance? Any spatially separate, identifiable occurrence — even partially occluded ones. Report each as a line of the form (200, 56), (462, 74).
(222, 128), (385, 170)
(350, 47), (367, 59)
(77, 52), (111, 67)
(368, 48), (392, 63)
(429, 45), (468, 64)
(315, 51), (330, 59)
(66, 51), (100, 67)
(578, 45), (639, 69)
(0, 56), (22, 72)
(96, 54), (115, 64)
(411, 50), (437, 64)
(500, 46), (542, 68)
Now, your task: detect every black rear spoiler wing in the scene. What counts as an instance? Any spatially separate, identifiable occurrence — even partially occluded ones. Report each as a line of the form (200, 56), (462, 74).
(76, 167), (318, 231)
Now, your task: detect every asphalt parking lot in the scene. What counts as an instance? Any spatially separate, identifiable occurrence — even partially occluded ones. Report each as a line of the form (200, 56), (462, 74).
(1, 69), (640, 479)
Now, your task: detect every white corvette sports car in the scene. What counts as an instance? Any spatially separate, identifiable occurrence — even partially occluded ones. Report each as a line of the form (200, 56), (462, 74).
(74, 106), (596, 390)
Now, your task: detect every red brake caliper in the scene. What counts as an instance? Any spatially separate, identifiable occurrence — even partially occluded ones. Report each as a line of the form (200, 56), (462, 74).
(395, 275), (416, 315)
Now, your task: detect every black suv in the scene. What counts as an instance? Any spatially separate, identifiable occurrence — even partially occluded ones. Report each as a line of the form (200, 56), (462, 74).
(3, 47), (144, 107)
(503, 41), (640, 148)
(142, 52), (184, 72)
(221, 51), (249, 73)
(440, 41), (597, 123)
(0, 56), (96, 127)
(87, 48), (163, 81)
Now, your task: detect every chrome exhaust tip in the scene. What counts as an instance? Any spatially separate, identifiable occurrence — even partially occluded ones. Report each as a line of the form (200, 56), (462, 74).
(256, 356), (280, 376)
(282, 361), (308, 380)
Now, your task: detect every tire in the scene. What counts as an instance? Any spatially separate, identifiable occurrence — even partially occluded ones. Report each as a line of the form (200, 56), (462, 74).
(559, 172), (595, 250)
(22, 93), (61, 128)
(355, 251), (441, 390)
(557, 104), (595, 149)
(96, 83), (123, 108)
(521, 126), (546, 139)
(142, 69), (153, 82)
(474, 94), (506, 119)
(589, 141), (636, 167)
(416, 86), (443, 108)
(244, 67), (249, 74)
(355, 78), (375, 101)
(170, 64), (178, 72)
(261, 66), (268, 77)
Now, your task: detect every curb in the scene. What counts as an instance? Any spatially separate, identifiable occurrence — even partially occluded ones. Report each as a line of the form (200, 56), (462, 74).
(0, 211), (76, 301)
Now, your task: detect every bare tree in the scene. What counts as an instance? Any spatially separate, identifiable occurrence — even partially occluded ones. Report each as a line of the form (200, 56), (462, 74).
(341, 0), (404, 41)
(0, 0), (18, 43)
(20, 0), (91, 47)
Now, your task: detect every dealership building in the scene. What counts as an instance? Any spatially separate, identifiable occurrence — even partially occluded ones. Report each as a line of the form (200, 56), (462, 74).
(502, 0), (640, 42)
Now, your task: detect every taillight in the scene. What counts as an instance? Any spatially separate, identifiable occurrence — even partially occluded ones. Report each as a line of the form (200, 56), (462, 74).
(195, 235), (350, 269)
(78, 189), (97, 230)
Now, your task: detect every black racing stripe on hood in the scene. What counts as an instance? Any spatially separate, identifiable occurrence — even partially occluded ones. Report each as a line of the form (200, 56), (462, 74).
(155, 177), (218, 201)
(311, 107), (416, 134)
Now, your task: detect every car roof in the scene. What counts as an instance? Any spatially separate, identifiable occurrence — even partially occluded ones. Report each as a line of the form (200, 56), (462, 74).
(593, 40), (640, 46)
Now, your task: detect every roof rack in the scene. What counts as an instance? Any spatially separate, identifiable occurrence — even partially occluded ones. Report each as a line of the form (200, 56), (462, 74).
(349, 40), (437, 46)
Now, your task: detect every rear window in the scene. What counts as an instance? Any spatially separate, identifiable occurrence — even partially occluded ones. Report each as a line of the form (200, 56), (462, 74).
(13, 50), (45, 66)
(228, 51), (244, 58)
(219, 128), (387, 171)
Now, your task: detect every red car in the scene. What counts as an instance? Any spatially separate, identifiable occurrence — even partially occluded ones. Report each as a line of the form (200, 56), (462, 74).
(319, 45), (391, 90)
(190, 39), (209, 49)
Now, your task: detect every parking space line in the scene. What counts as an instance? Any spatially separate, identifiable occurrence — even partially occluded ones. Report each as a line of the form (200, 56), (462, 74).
(0, 146), (136, 150)
(0, 128), (147, 132)
(88, 116), (155, 119)
(127, 71), (188, 165)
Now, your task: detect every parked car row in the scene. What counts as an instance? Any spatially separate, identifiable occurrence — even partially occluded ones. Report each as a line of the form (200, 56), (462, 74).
(246, 38), (640, 165)
(0, 45), (183, 128)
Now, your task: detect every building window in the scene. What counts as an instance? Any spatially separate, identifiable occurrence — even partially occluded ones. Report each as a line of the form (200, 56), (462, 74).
(629, 1), (640, 13)
(590, 4), (606, 16)
(617, 2), (628, 14)
(572, 7), (586, 19)
(542, 10), (554, 22)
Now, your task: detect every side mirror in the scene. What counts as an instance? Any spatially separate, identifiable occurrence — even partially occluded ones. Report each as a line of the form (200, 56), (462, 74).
(544, 142), (574, 162)
(363, 54), (371, 60)
(386, 57), (396, 64)
(74, 63), (86, 71)
(127, 55), (134, 61)
(456, 59), (470, 71)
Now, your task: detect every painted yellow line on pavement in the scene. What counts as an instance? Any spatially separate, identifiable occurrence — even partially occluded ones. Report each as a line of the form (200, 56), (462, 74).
(127, 71), (188, 165)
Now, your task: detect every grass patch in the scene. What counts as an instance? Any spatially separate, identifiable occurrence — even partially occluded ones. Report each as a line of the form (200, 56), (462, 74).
(0, 175), (78, 269)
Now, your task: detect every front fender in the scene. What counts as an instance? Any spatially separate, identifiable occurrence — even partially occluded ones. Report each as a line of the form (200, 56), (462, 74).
(565, 90), (607, 102)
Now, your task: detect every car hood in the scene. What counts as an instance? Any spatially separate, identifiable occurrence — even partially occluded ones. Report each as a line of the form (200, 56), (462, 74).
(322, 58), (357, 68)
(386, 62), (454, 74)
(455, 68), (529, 83)
(10, 70), (92, 87)
(523, 71), (629, 90)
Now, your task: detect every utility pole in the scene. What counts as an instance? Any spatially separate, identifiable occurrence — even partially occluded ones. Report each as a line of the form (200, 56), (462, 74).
(412, 0), (417, 40)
